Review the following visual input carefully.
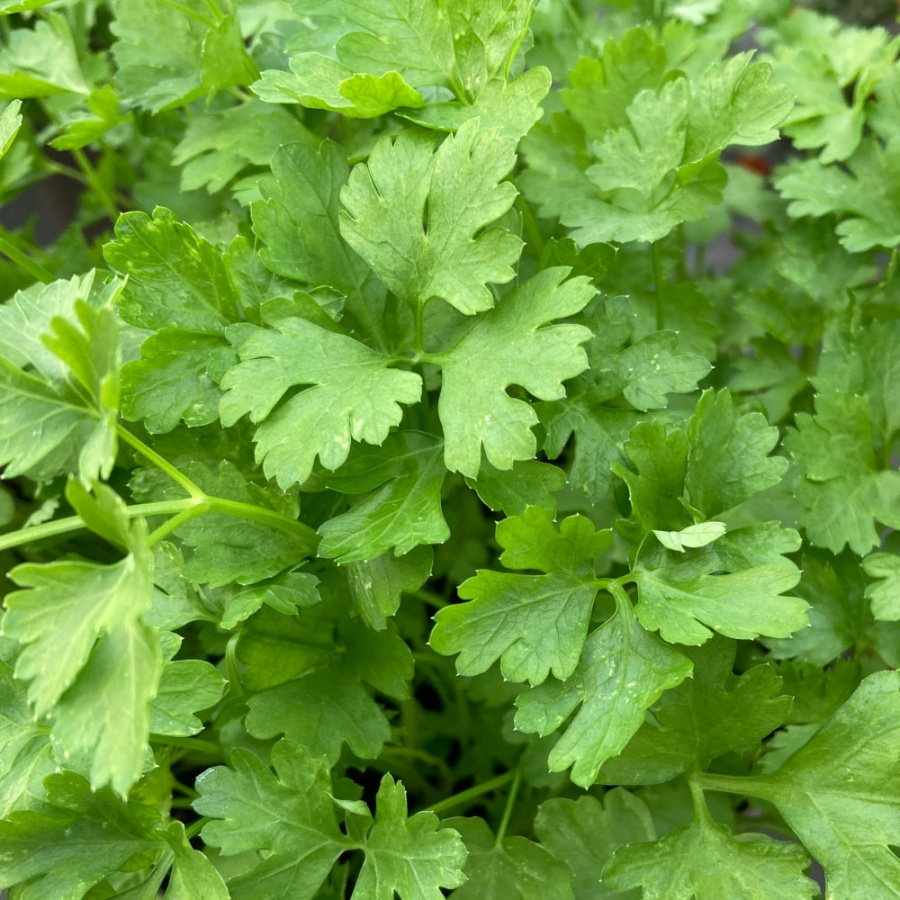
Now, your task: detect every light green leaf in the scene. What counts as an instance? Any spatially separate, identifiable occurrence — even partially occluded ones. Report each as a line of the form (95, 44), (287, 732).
(467, 458), (567, 517)
(195, 741), (348, 900)
(163, 821), (230, 900)
(221, 572), (321, 631)
(150, 658), (226, 737)
(742, 671), (900, 899)
(0, 276), (121, 484)
(340, 120), (521, 315)
(434, 268), (594, 477)
(863, 553), (900, 621)
(254, 53), (425, 117)
(353, 775), (468, 898)
(173, 101), (314, 194)
(449, 816), (574, 899)
(0, 772), (165, 898)
(432, 508), (611, 685)
(0, 14), (87, 98)
(601, 639), (791, 785)
(0, 99), (22, 159)
(533, 792), (657, 900)
(0, 661), (53, 817)
(318, 432), (449, 563)
(515, 596), (692, 787)
(219, 317), (421, 489)
(654, 521), (727, 552)
(685, 389), (787, 516)
(603, 805), (816, 899)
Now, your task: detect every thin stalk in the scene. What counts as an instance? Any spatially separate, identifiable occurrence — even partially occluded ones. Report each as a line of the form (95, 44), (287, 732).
(71, 148), (119, 223)
(0, 499), (196, 553)
(206, 496), (319, 552)
(410, 589), (448, 609)
(147, 502), (210, 546)
(651, 241), (666, 331)
(427, 769), (516, 816)
(0, 233), (54, 284)
(116, 425), (205, 499)
(692, 771), (755, 797)
(494, 760), (523, 847)
(149, 734), (223, 755)
(184, 817), (210, 841)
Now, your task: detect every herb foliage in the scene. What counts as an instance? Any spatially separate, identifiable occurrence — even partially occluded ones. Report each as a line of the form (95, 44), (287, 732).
(0, 1), (899, 897)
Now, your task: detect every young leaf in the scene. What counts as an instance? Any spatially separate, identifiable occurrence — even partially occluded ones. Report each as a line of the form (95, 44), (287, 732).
(318, 432), (450, 563)
(515, 595), (693, 787)
(219, 317), (422, 489)
(431, 507), (611, 685)
(340, 120), (521, 315)
(432, 268), (594, 477)
(863, 552), (900, 621)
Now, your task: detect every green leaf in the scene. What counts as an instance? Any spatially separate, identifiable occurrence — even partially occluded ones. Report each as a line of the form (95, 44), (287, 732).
(340, 120), (521, 315)
(239, 600), (412, 762)
(787, 324), (900, 554)
(0, 772), (165, 898)
(251, 139), (372, 293)
(163, 821), (230, 900)
(431, 507), (611, 685)
(760, 10), (899, 162)
(254, 54), (425, 117)
(195, 741), (348, 900)
(219, 317), (422, 489)
(104, 208), (240, 334)
(601, 639), (791, 784)
(863, 552), (900, 621)
(632, 539), (805, 646)
(173, 101), (314, 194)
(654, 521), (727, 552)
(433, 268), (594, 477)
(0, 275), (121, 484)
(0, 14), (87, 98)
(685, 389), (787, 516)
(221, 572), (321, 631)
(150, 656), (226, 737)
(0, 661), (53, 817)
(170, 461), (310, 587)
(533, 792), (657, 899)
(318, 432), (450, 563)
(740, 671), (900, 899)
(514, 595), (692, 787)
(0, 99), (22, 159)
(353, 775), (468, 898)
(467, 458), (567, 517)
(340, 546), (433, 630)
(765, 552), (900, 668)
(776, 140), (900, 252)
(602, 802), (816, 899)
(450, 815), (574, 899)
(5, 485), (159, 795)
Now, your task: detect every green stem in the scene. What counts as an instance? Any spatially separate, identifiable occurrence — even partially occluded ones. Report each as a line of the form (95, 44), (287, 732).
(410, 589), (448, 609)
(380, 746), (454, 789)
(206, 496), (319, 552)
(0, 232), (54, 284)
(149, 734), (222, 755)
(494, 760), (523, 846)
(692, 771), (755, 797)
(0, 500), (196, 553)
(427, 770), (516, 816)
(184, 817), (210, 841)
(116, 425), (205, 499)
(71, 148), (119, 223)
(225, 632), (245, 698)
(147, 502), (211, 546)
(651, 241), (666, 331)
